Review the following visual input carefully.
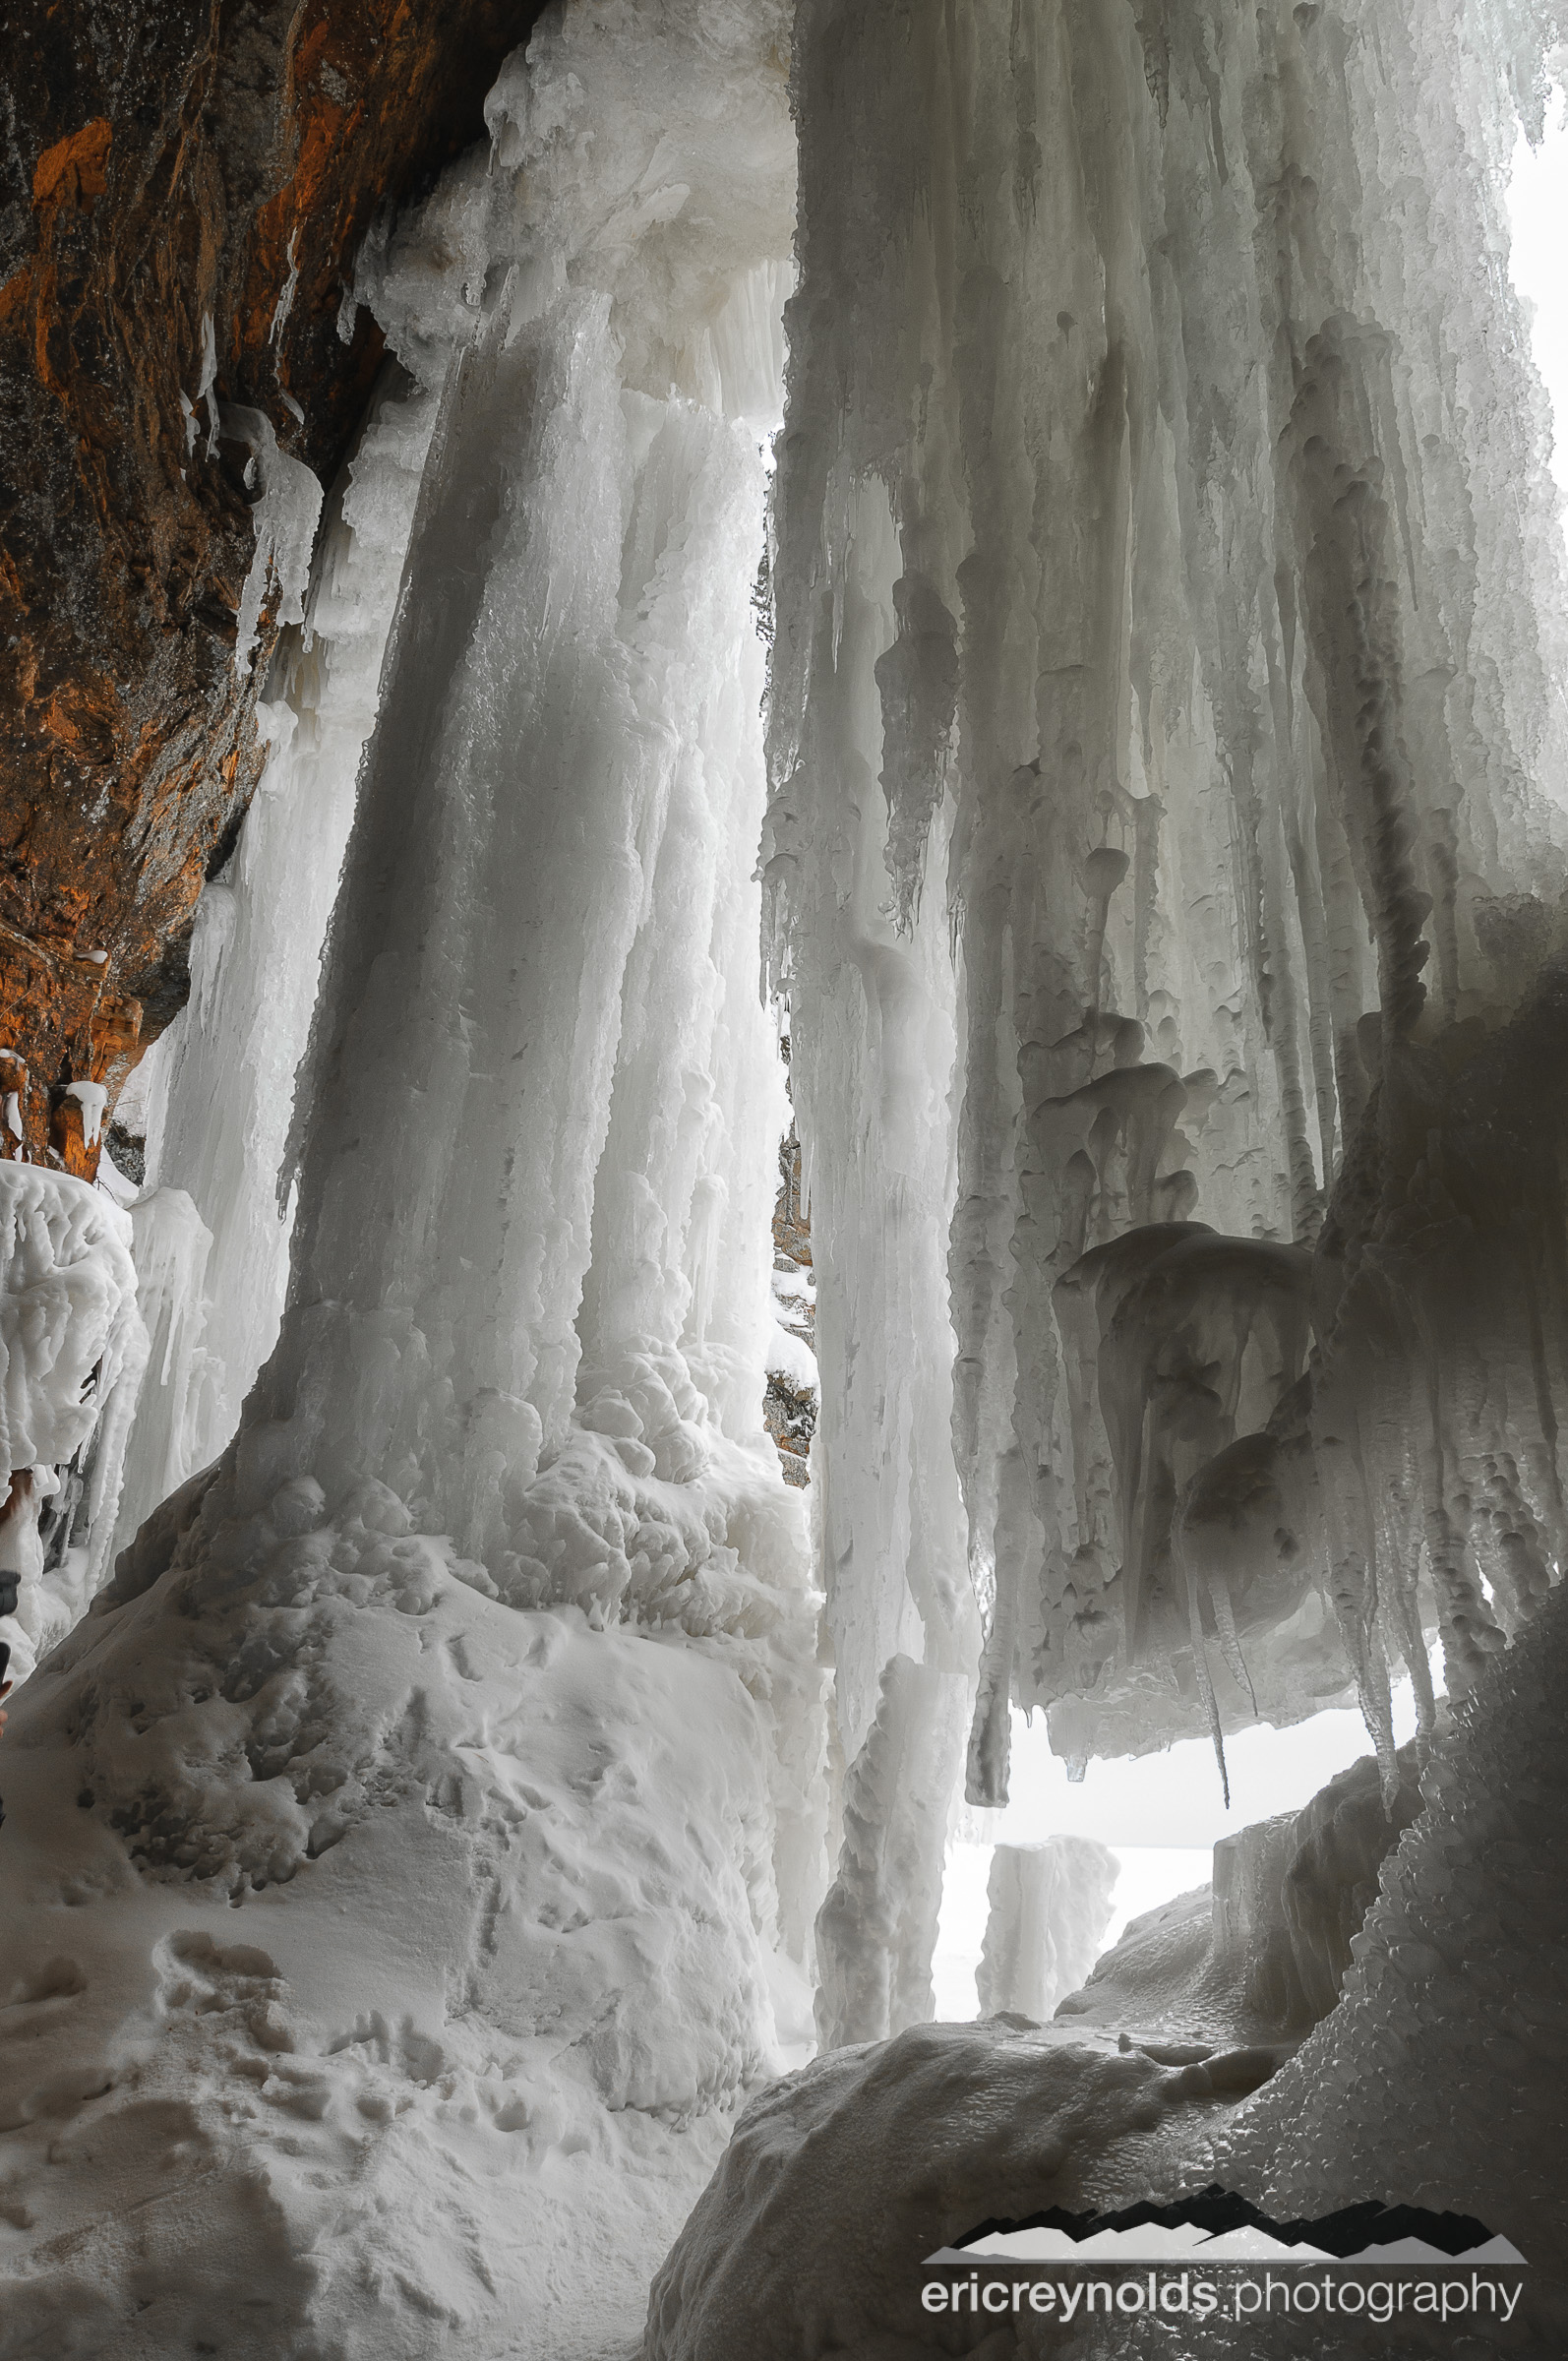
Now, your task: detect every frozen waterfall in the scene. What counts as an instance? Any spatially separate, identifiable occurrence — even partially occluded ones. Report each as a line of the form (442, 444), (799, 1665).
(2, 0), (1567, 2351)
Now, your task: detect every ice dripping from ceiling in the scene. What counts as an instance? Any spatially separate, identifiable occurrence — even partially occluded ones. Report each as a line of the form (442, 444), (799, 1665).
(640, 0), (1568, 2337)
(764, 0), (1568, 1922)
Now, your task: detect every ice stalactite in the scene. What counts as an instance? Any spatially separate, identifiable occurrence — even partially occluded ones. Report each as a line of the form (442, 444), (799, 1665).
(761, 451), (979, 2054)
(224, 406), (326, 682)
(814, 1654), (971, 2047)
(769, 0), (1568, 1861)
(105, 1189), (216, 1573)
(0, 6), (821, 2352)
(104, 370), (442, 1581)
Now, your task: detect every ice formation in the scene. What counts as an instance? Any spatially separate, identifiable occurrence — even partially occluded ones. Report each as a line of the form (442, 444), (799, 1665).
(765, 0), (1568, 2034)
(0, 1167), (147, 1682)
(647, 1597), (1563, 2356)
(109, 369), (443, 1562)
(814, 1653), (971, 2047)
(1213, 1572), (1568, 2302)
(224, 405), (326, 680)
(0, 3), (822, 2349)
(976, 1837), (1118, 2024)
(1055, 1740), (1424, 2043)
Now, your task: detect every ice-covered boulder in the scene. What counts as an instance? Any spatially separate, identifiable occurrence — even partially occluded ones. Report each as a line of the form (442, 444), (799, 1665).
(643, 2017), (1282, 2360)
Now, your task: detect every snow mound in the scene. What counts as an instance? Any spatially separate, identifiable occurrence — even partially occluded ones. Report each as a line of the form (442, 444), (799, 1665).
(0, 1460), (807, 2358)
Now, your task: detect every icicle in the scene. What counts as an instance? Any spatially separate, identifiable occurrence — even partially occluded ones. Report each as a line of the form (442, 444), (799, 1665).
(105, 1189), (216, 1572)
(1179, 1525), (1232, 1810)
(224, 404), (325, 678)
(1207, 1568), (1259, 1719)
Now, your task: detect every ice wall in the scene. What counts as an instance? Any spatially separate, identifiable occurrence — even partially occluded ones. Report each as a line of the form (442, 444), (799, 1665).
(1211, 1569), (1568, 2331)
(0, 6), (819, 2352)
(768, 0), (1568, 1880)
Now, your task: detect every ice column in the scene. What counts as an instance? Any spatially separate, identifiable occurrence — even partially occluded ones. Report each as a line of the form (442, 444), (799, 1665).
(976, 1837), (1118, 2024)
(114, 371), (440, 1549)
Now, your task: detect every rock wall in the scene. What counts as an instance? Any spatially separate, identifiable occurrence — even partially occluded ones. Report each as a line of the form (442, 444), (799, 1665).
(0, 0), (547, 1163)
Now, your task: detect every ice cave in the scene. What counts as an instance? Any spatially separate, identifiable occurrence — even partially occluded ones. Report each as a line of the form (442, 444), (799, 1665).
(1, 0), (1567, 2351)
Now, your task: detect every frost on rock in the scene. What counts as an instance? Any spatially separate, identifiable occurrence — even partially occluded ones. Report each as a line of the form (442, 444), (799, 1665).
(767, 0), (1568, 1897)
(976, 1837), (1118, 2026)
(0, 1166), (147, 1683)
(0, 5), (819, 2353)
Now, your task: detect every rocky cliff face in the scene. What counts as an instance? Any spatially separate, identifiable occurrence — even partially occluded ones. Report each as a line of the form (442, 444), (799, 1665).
(0, 0), (544, 1171)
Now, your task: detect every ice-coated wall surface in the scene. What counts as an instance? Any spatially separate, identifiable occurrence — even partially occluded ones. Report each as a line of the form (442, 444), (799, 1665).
(0, 1167), (148, 1681)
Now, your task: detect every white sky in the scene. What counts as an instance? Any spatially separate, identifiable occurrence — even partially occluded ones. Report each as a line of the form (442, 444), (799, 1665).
(932, 1683), (1424, 2020)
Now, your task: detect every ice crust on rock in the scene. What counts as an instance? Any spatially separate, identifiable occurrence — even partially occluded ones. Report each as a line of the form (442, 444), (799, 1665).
(1209, 1572), (1568, 2311)
(976, 1837), (1118, 2025)
(642, 2016), (1285, 2360)
(0, 1167), (148, 1682)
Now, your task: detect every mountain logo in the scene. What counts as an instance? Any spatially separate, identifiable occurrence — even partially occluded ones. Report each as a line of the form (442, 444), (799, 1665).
(923, 2188), (1527, 2269)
